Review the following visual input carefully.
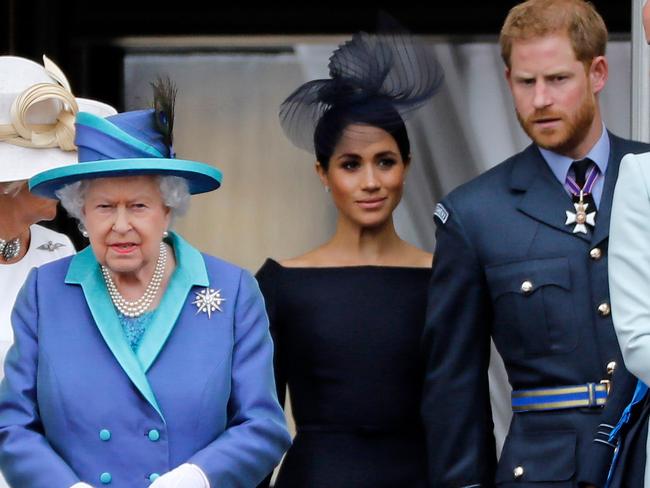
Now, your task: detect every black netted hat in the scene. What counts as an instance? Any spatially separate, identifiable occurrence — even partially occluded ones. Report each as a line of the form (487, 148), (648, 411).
(279, 30), (444, 157)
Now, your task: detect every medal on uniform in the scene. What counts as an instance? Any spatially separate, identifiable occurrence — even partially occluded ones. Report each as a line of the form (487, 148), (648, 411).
(565, 190), (596, 234)
(565, 165), (599, 234)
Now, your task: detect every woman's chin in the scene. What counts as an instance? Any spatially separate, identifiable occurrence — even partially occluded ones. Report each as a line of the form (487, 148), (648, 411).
(104, 257), (142, 276)
(352, 212), (393, 230)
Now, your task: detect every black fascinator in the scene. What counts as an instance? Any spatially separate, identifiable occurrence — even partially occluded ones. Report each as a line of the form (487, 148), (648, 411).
(279, 28), (444, 160)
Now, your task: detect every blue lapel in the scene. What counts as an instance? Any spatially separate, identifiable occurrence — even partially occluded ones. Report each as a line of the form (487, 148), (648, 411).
(64, 233), (209, 422)
(511, 144), (590, 242)
(137, 232), (209, 372)
(65, 247), (165, 420)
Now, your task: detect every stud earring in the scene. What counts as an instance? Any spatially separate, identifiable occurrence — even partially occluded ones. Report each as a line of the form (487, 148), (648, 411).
(163, 230), (169, 238)
(78, 223), (89, 238)
(325, 186), (331, 193)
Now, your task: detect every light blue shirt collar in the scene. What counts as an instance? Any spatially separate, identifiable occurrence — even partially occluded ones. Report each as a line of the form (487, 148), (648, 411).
(538, 125), (609, 206)
(538, 125), (609, 184)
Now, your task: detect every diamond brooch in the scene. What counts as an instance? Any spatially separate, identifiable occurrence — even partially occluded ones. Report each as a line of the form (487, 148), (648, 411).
(192, 288), (226, 318)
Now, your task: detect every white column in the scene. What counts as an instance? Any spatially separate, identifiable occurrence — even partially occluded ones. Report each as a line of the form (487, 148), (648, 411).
(632, 0), (650, 142)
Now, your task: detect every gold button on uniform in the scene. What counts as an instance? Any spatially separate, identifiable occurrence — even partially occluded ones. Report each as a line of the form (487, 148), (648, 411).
(513, 466), (525, 479)
(598, 302), (611, 317)
(521, 281), (534, 294)
(607, 361), (617, 375)
(590, 248), (602, 260)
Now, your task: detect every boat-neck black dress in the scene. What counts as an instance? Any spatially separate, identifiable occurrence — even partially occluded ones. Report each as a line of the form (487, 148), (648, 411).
(256, 258), (431, 488)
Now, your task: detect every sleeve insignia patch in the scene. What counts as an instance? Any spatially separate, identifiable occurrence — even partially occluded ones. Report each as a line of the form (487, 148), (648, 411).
(434, 203), (449, 224)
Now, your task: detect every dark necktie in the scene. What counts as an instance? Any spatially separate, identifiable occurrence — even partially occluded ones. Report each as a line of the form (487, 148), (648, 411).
(565, 158), (598, 234)
(570, 158), (597, 209)
(572, 159), (591, 190)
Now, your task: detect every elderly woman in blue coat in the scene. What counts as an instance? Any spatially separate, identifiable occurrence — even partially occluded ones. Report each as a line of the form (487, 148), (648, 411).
(0, 82), (291, 488)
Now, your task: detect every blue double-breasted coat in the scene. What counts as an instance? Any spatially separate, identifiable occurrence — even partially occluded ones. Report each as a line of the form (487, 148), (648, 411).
(0, 233), (291, 488)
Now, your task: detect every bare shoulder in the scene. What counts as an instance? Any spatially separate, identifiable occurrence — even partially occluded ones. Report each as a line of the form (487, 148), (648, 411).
(279, 246), (330, 268)
(399, 242), (433, 268)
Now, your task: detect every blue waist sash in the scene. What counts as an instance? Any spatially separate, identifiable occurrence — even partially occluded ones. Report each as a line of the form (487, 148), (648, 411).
(511, 383), (608, 412)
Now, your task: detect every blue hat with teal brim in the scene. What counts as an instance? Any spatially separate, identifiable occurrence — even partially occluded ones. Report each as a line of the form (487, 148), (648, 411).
(29, 109), (222, 198)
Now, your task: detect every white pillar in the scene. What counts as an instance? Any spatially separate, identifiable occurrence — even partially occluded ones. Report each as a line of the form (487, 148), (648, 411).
(632, 0), (650, 142)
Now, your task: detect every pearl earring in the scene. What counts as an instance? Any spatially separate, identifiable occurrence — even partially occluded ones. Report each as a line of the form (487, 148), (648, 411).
(163, 230), (169, 238)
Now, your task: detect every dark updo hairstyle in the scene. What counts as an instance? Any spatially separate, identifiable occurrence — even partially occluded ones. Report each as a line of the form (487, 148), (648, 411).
(278, 30), (443, 166)
(314, 100), (411, 171)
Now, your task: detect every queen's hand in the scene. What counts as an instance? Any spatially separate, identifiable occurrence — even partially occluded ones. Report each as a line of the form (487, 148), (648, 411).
(149, 463), (210, 488)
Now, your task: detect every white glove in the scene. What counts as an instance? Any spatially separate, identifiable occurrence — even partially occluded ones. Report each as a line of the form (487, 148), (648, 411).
(70, 483), (95, 488)
(149, 463), (210, 488)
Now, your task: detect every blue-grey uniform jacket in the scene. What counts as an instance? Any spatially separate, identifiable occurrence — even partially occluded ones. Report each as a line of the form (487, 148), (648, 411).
(421, 133), (650, 488)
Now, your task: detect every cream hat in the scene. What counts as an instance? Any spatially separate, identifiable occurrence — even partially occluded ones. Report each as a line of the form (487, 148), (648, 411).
(0, 55), (116, 183)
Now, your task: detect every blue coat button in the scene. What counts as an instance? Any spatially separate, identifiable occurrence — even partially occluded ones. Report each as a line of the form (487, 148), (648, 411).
(99, 429), (111, 441)
(100, 472), (112, 484)
(149, 473), (160, 482)
(147, 429), (160, 442)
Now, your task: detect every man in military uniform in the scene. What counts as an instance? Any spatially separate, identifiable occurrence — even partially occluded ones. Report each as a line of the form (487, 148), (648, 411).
(421, 0), (650, 486)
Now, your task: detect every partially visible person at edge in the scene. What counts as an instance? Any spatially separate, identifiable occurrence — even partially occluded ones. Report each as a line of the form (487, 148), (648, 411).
(256, 30), (443, 487)
(0, 55), (116, 362)
(0, 79), (291, 488)
(421, 0), (650, 486)
(0, 55), (116, 488)
(583, 1), (650, 487)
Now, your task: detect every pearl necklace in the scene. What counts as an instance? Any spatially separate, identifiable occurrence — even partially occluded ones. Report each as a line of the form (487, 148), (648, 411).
(101, 242), (167, 318)
(0, 237), (21, 261)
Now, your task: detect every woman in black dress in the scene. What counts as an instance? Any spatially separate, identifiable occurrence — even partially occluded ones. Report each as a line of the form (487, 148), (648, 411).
(257, 30), (443, 488)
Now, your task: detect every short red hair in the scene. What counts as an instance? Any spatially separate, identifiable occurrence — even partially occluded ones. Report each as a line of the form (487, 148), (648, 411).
(500, 0), (607, 68)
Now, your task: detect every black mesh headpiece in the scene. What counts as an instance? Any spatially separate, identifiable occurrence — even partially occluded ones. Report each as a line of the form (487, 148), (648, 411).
(279, 31), (444, 158)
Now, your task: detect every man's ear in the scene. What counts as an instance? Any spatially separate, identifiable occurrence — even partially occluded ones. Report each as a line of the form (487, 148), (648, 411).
(589, 56), (608, 95)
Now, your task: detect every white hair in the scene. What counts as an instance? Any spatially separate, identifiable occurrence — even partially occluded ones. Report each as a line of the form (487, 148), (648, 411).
(56, 175), (191, 226)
